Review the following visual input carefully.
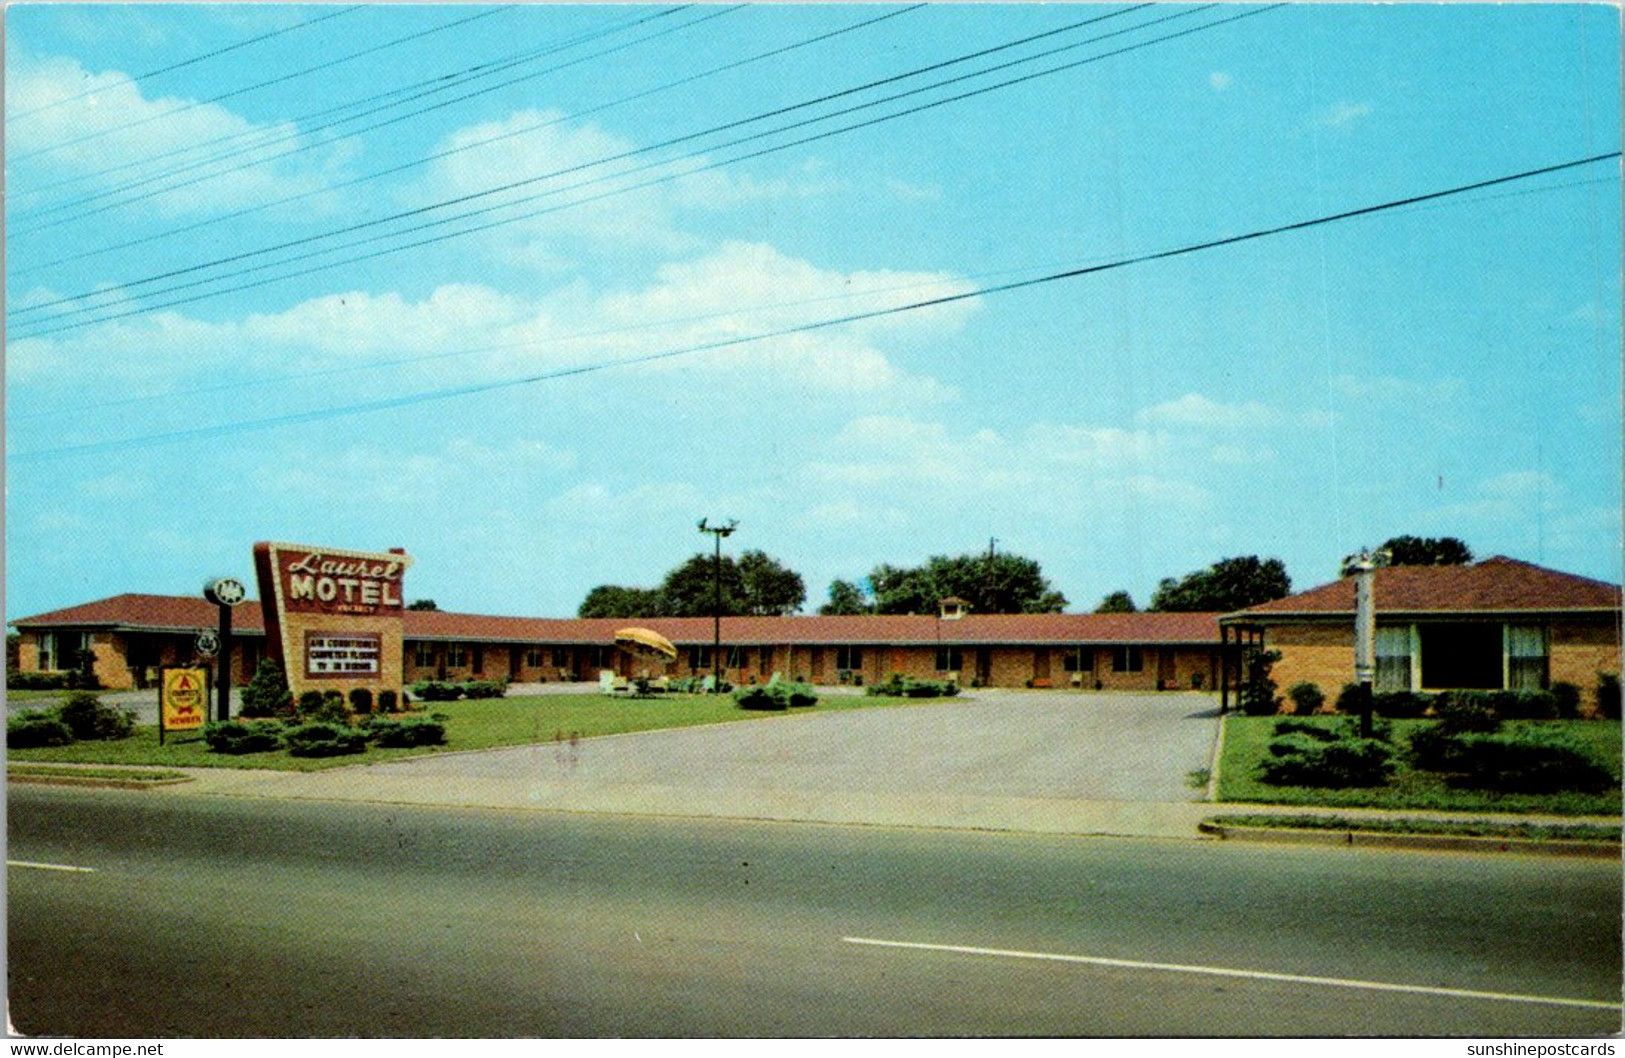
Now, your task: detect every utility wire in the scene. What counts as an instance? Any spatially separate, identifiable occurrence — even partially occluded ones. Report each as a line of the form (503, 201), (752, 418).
(7, 5), (364, 123)
(12, 3), (1173, 326)
(9, 6), (721, 234)
(8, 5), (516, 200)
(12, 5), (925, 278)
(14, 151), (1615, 462)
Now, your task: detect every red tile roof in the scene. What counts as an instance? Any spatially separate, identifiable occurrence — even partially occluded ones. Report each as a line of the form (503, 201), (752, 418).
(12, 594), (1221, 646)
(1226, 556), (1622, 620)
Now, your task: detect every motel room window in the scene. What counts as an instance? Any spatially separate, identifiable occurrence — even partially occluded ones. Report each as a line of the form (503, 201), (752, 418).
(1506, 625), (1549, 691)
(1112, 646), (1144, 673)
(524, 646), (544, 669)
(1375, 626), (1413, 692)
(725, 646), (747, 669)
(552, 647), (570, 669)
(587, 646), (614, 670)
(1061, 647), (1090, 673)
(935, 646), (962, 672)
(445, 644), (469, 668)
(411, 642), (437, 668)
(1419, 623), (1501, 690)
(37, 632), (57, 671)
(835, 646), (863, 671)
(689, 646), (712, 670)
(758, 646), (774, 671)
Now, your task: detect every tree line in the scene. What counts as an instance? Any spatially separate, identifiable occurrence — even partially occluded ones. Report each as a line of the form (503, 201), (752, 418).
(576, 535), (1473, 619)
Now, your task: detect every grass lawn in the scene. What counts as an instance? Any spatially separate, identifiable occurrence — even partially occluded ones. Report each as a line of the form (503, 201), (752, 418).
(6, 690), (935, 772)
(9, 764), (189, 783)
(1204, 813), (1621, 843)
(5, 688), (85, 702)
(1216, 715), (1622, 815)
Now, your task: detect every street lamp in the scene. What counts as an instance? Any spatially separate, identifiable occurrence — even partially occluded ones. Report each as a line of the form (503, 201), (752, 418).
(1348, 548), (1389, 738)
(698, 518), (737, 692)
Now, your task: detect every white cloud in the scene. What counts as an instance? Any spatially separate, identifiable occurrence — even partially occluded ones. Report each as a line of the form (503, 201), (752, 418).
(1136, 392), (1332, 432)
(257, 439), (576, 507)
(6, 53), (350, 216)
(1329, 374), (1463, 402)
(1316, 100), (1372, 128)
(1209, 71), (1233, 92)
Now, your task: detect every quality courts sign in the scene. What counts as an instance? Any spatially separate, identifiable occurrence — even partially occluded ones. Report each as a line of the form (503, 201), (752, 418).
(160, 667), (208, 744)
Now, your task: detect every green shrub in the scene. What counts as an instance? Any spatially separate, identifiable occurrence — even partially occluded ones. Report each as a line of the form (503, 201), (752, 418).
(7, 709), (74, 748)
(298, 690), (350, 725)
(284, 722), (368, 757)
(1551, 682), (1582, 720)
(65, 667), (102, 691)
(1406, 723), (1466, 772)
(376, 690), (398, 713)
(364, 716), (446, 748)
(1496, 690), (1559, 720)
(298, 689), (328, 714)
(204, 720), (284, 755)
(56, 692), (135, 741)
(1597, 673), (1621, 720)
(734, 685), (787, 711)
(7, 670), (71, 691)
(1372, 691), (1434, 719)
(462, 680), (508, 700)
(1445, 729), (1615, 794)
(1286, 682), (1324, 715)
(240, 660), (293, 718)
(349, 688), (374, 715)
(1259, 736), (1395, 787)
(1433, 691), (1503, 734)
(1237, 649), (1282, 716)
(1271, 718), (1339, 742)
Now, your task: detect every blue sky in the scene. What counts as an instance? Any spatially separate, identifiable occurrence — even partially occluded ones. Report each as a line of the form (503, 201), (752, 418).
(6, 3), (1621, 621)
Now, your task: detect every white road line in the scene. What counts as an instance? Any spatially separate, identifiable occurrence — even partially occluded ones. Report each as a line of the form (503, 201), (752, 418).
(842, 937), (1619, 1011)
(8, 859), (96, 874)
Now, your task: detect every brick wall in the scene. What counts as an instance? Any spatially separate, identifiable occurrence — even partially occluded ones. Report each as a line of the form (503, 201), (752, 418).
(1263, 623), (1353, 704)
(1550, 619), (1622, 710)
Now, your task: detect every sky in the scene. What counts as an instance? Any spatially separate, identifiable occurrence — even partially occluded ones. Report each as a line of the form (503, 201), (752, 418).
(5, 2), (1621, 622)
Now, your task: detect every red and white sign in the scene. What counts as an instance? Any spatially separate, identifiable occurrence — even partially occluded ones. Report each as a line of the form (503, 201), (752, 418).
(269, 546), (408, 617)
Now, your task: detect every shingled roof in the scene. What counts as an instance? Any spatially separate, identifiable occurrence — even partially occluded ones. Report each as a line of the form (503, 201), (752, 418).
(12, 594), (1221, 646)
(1225, 556), (1621, 621)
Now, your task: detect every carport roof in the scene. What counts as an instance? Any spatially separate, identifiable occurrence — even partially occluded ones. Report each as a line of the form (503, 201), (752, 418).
(13, 594), (1222, 646)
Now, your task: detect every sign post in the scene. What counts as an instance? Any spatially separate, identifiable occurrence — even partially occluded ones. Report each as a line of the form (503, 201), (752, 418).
(203, 578), (246, 723)
(160, 667), (209, 745)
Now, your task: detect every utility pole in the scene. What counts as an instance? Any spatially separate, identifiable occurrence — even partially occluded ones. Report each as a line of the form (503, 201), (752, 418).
(985, 536), (997, 613)
(1350, 550), (1379, 738)
(698, 518), (737, 692)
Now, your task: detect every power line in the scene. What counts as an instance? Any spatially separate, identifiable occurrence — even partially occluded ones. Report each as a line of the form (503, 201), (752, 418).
(11, 5), (925, 278)
(9, 6), (723, 234)
(14, 3), (1198, 330)
(20, 168), (1611, 424)
(8, 5), (517, 199)
(14, 151), (1615, 462)
(7, 5), (365, 122)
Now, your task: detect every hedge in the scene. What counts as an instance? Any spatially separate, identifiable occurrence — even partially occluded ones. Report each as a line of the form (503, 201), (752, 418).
(204, 720), (285, 755)
(7, 710), (74, 748)
(284, 722), (368, 758)
(364, 716), (446, 748)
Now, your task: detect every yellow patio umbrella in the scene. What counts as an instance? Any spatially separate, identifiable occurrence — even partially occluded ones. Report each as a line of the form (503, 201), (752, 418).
(614, 627), (678, 664)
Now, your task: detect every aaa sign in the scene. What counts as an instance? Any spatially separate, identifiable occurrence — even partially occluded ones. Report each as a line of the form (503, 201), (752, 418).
(161, 668), (209, 732)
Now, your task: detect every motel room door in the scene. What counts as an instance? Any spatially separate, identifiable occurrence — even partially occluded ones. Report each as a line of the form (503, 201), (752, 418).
(976, 649), (992, 686)
(1156, 649), (1175, 690)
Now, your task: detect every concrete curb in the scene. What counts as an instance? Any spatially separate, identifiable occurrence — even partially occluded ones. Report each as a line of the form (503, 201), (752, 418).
(9, 774), (194, 790)
(1197, 821), (1622, 858)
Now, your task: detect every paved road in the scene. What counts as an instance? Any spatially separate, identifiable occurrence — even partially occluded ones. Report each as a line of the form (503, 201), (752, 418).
(8, 787), (1619, 1037)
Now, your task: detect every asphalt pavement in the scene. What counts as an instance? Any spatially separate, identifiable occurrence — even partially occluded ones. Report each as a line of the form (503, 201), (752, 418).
(9, 786), (1619, 1037)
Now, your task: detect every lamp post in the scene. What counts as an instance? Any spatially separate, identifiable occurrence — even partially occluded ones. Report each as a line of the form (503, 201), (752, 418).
(1350, 550), (1379, 738)
(698, 518), (737, 692)
(202, 577), (247, 722)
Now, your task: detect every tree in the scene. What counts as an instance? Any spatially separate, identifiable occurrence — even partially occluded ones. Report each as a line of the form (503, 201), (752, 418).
(578, 585), (666, 619)
(1095, 590), (1137, 614)
(659, 553), (748, 617)
(240, 659), (293, 718)
(736, 550), (806, 615)
(820, 579), (874, 615)
(1150, 555), (1291, 613)
(1379, 535), (1473, 567)
(407, 599), (439, 611)
(861, 551), (1067, 615)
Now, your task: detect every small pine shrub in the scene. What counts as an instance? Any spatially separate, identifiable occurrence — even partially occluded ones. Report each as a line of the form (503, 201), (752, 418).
(7, 670), (71, 691)
(1550, 682), (1582, 720)
(298, 689), (328, 714)
(1596, 673), (1620, 720)
(284, 722), (367, 757)
(1237, 649), (1282, 716)
(1286, 682), (1325, 716)
(734, 685), (786, 710)
(1371, 691), (1434, 719)
(8, 709), (74, 748)
(376, 690), (398, 713)
(1497, 690), (1559, 720)
(1259, 736), (1395, 788)
(1445, 729), (1615, 794)
(349, 688), (374, 715)
(56, 692), (135, 741)
(204, 720), (284, 755)
(364, 716), (446, 748)
(240, 660), (294, 718)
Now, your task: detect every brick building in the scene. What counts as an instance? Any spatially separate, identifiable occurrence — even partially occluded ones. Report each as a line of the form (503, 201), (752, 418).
(9, 595), (1222, 694)
(1219, 556), (1622, 711)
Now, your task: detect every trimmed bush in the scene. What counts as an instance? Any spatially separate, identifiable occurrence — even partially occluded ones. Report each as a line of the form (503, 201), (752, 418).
(376, 690), (398, 713)
(299, 691), (350, 725)
(1495, 690), (1559, 720)
(364, 716), (446, 748)
(1551, 682), (1582, 720)
(1433, 691), (1503, 734)
(1597, 673), (1621, 720)
(865, 674), (958, 699)
(734, 685), (787, 711)
(1259, 736), (1395, 788)
(1445, 729), (1615, 794)
(1286, 682), (1324, 716)
(298, 689), (328, 714)
(7, 670), (71, 691)
(1237, 649), (1282, 716)
(56, 692), (135, 741)
(1271, 718), (1339, 742)
(7, 709), (74, 748)
(1372, 691), (1434, 719)
(462, 680), (508, 700)
(349, 688), (374, 715)
(240, 660), (293, 718)
(204, 720), (284, 755)
(283, 722), (368, 757)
